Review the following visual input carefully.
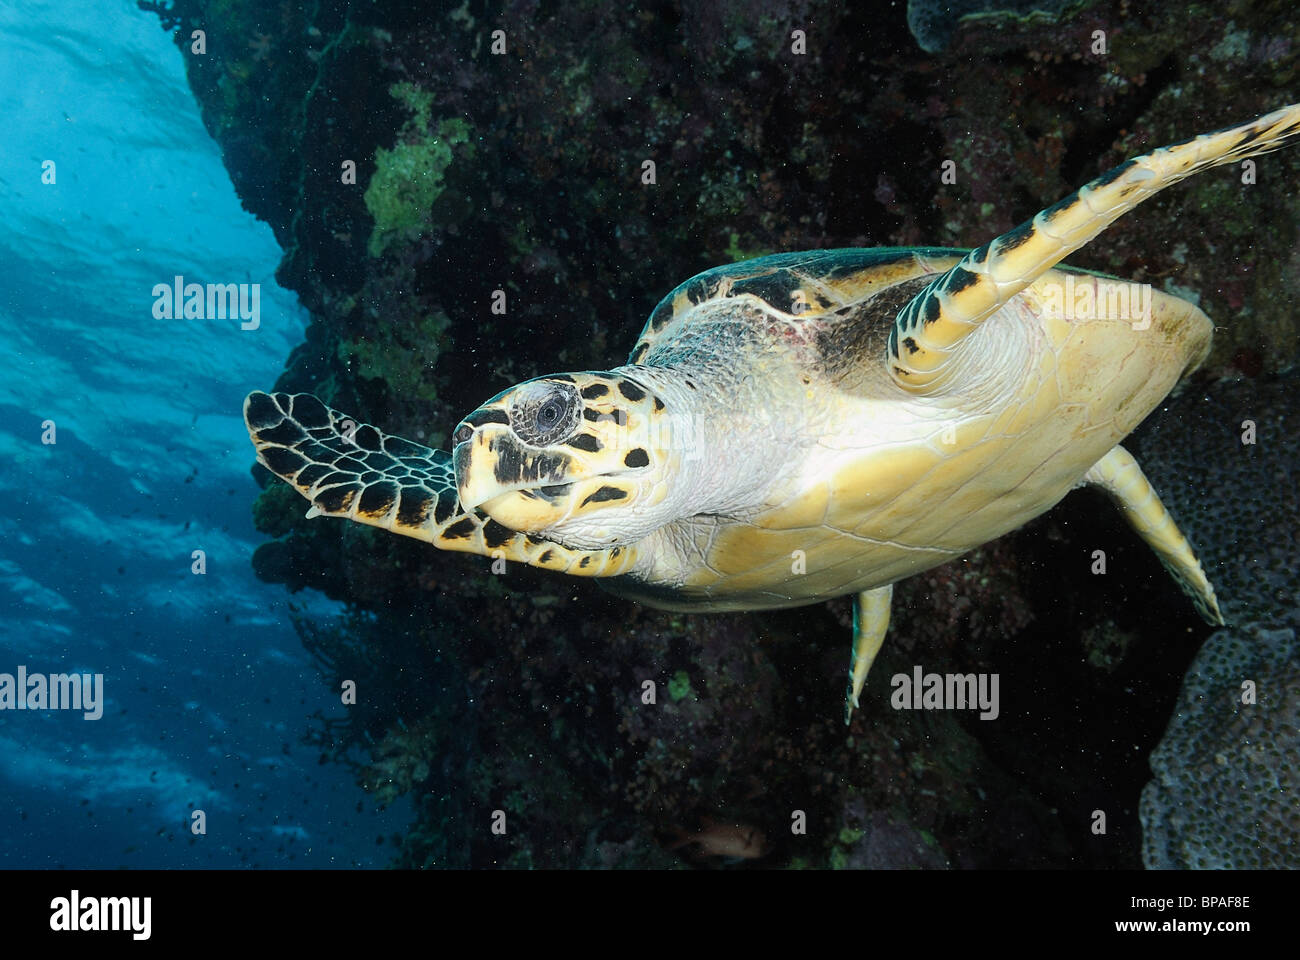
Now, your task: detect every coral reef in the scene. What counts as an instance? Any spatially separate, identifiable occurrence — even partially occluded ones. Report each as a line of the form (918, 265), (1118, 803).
(1133, 376), (1299, 869)
(1142, 624), (1299, 869)
(141, 0), (1299, 867)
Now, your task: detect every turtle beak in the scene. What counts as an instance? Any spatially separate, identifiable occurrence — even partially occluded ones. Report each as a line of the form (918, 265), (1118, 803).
(452, 421), (577, 512)
(453, 426), (508, 511)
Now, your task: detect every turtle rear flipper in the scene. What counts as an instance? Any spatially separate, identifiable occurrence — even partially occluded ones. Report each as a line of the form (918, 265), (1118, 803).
(243, 391), (637, 577)
(845, 584), (893, 725)
(1084, 445), (1224, 625)
(890, 102), (1300, 393)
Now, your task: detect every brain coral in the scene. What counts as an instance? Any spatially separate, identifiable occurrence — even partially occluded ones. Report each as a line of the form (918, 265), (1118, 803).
(1135, 375), (1299, 869)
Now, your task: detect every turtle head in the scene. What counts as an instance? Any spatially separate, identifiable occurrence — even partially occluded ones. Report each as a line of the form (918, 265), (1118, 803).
(451, 372), (678, 548)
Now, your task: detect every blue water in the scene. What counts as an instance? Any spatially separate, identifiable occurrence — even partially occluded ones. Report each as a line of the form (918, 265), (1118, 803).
(0, 0), (408, 867)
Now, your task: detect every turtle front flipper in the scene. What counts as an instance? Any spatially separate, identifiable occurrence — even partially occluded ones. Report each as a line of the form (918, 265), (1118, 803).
(890, 102), (1300, 393)
(243, 391), (638, 577)
(845, 584), (894, 725)
(1083, 445), (1224, 625)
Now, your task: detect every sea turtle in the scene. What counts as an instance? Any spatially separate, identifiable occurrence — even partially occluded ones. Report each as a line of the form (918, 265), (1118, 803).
(246, 104), (1300, 723)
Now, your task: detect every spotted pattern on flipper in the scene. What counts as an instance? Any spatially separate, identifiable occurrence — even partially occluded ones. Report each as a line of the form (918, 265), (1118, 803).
(243, 391), (639, 577)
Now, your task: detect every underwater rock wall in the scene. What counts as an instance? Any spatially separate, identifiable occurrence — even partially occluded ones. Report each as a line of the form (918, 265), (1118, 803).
(144, 0), (1299, 867)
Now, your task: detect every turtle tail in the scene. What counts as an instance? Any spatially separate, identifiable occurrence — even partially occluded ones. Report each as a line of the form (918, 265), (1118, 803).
(889, 102), (1300, 393)
(243, 391), (638, 577)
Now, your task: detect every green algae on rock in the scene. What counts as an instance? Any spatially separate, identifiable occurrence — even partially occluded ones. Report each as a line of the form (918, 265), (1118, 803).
(338, 308), (451, 405)
(364, 83), (474, 256)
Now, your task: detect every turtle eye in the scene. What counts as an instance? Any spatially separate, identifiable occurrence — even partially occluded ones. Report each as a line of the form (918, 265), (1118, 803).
(510, 383), (580, 446)
(536, 400), (564, 433)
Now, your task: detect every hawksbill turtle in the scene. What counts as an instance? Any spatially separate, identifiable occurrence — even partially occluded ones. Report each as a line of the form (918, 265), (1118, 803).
(246, 104), (1300, 723)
